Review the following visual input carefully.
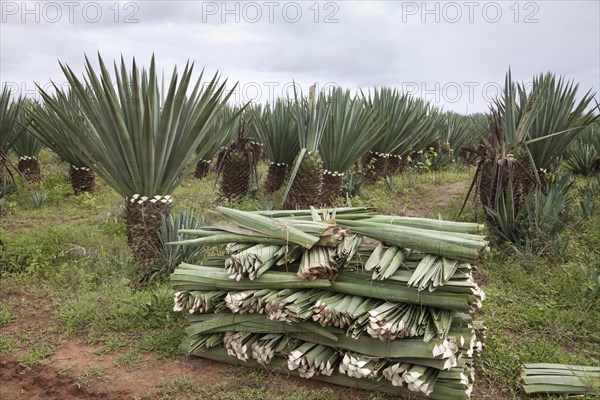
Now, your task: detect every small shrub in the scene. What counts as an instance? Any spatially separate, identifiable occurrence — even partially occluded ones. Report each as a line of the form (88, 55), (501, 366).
(343, 169), (364, 198)
(1, 183), (12, 197)
(0, 183), (13, 215)
(31, 189), (49, 208)
(148, 210), (204, 281)
(577, 176), (599, 219)
(487, 174), (573, 254)
(564, 123), (600, 176)
(384, 175), (394, 191)
(565, 144), (599, 176)
(413, 147), (451, 173)
(585, 263), (599, 297)
(580, 190), (597, 220)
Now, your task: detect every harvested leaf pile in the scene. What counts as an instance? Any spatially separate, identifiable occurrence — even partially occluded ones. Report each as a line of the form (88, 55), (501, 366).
(171, 207), (489, 399)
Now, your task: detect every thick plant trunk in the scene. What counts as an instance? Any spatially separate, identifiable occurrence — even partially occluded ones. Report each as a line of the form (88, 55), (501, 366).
(478, 151), (538, 216)
(125, 195), (172, 266)
(318, 172), (344, 207)
(460, 148), (477, 165)
(265, 162), (288, 193)
(283, 152), (323, 209)
(386, 155), (399, 176)
(70, 166), (96, 195)
(387, 155), (408, 176)
(439, 143), (454, 165)
(194, 159), (211, 179)
(221, 150), (250, 199)
(373, 153), (389, 179)
(440, 142), (452, 156)
(249, 141), (264, 166)
(18, 156), (40, 183)
(216, 146), (228, 169)
(363, 152), (388, 183)
(398, 156), (409, 174)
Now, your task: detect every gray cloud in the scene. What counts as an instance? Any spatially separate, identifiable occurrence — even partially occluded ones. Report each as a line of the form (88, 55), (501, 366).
(1, 0), (598, 112)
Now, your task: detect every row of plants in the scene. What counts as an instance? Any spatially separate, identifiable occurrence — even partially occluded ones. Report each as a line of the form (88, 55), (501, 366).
(1, 55), (599, 273)
(0, 56), (468, 270)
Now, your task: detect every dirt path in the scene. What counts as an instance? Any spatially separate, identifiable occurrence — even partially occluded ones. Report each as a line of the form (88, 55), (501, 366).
(0, 289), (366, 400)
(0, 356), (120, 400)
(1, 343), (363, 400)
(0, 342), (225, 399)
(402, 179), (469, 217)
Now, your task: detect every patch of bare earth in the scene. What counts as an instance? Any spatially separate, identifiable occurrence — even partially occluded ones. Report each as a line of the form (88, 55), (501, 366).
(0, 287), (365, 399)
(1, 340), (368, 400)
(52, 342), (225, 398)
(50, 341), (370, 399)
(0, 355), (119, 400)
(471, 379), (516, 400)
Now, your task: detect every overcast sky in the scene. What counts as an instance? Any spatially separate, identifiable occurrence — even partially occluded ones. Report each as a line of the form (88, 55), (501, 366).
(1, 0), (598, 113)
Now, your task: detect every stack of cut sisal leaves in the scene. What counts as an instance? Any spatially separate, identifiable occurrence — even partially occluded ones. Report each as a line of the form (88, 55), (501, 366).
(521, 363), (599, 396)
(170, 207), (488, 399)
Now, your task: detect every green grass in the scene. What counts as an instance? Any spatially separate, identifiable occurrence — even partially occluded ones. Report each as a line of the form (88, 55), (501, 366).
(0, 336), (20, 355)
(0, 308), (14, 326)
(137, 367), (344, 400)
(4, 322), (58, 367)
(1, 149), (599, 398)
(75, 365), (107, 389)
(194, 367), (339, 400)
(17, 342), (55, 367)
(137, 376), (197, 400)
(479, 248), (600, 394)
(338, 166), (488, 226)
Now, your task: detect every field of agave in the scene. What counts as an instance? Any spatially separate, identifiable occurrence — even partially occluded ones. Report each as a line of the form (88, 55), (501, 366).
(0, 54), (599, 399)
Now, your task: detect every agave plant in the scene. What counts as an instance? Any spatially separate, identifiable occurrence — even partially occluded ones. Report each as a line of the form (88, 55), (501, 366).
(565, 122), (600, 175)
(11, 100), (39, 183)
(462, 71), (544, 220)
(487, 174), (573, 254)
(317, 89), (386, 205)
(154, 210), (204, 278)
(217, 112), (259, 200)
(13, 132), (42, 183)
(31, 189), (49, 208)
(38, 54), (235, 266)
(0, 87), (27, 186)
(410, 108), (446, 161)
(282, 86), (330, 209)
(252, 99), (299, 193)
(362, 88), (442, 180)
(462, 71), (599, 228)
(27, 91), (98, 194)
(193, 105), (238, 179)
(439, 112), (481, 164)
(525, 73), (599, 173)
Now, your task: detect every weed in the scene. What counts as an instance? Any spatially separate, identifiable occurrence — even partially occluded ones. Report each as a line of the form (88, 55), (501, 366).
(0, 337), (20, 355)
(31, 189), (49, 208)
(76, 366), (107, 389)
(195, 366), (338, 400)
(0, 308), (14, 326)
